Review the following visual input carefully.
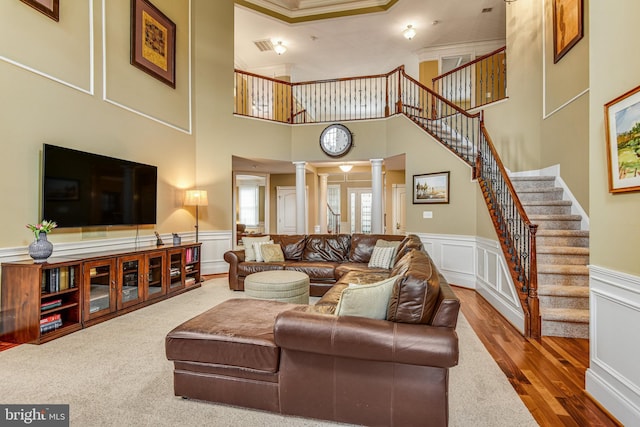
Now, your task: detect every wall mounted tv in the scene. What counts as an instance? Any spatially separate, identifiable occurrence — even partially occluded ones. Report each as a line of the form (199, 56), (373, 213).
(42, 144), (158, 228)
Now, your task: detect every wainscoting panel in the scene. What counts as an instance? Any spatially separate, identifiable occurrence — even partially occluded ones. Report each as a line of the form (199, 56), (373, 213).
(586, 265), (640, 425)
(198, 231), (233, 275)
(414, 233), (524, 333)
(475, 237), (525, 334)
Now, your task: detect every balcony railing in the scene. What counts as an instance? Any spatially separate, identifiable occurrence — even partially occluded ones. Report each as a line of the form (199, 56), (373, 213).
(233, 63), (539, 337)
(432, 47), (507, 111)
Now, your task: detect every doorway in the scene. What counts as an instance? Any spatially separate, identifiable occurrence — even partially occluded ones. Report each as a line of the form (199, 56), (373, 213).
(347, 187), (372, 234)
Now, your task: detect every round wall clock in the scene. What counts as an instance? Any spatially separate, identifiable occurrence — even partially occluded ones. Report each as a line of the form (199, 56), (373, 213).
(319, 124), (353, 158)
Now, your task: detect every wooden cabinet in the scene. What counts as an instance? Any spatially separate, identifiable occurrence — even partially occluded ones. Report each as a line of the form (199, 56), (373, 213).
(1, 243), (201, 344)
(0, 261), (82, 344)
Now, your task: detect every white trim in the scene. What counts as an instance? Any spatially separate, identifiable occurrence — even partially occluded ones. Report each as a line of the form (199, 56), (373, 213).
(540, 0), (589, 120)
(586, 265), (640, 425)
(101, 0), (193, 134)
(0, 0), (94, 96)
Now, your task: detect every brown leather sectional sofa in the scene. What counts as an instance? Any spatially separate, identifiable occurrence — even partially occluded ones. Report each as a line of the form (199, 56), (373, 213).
(224, 233), (414, 296)
(166, 234), (461, 426)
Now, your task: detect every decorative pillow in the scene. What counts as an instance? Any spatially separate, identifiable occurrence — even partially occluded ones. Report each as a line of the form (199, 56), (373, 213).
(375, 239), (401, 263)
(253, 240), (274, 262)
(335, 275), (399, 320)
(368, 245), (396, 269)
(260, 243), (285, 262)
(242, 235), (271, 261)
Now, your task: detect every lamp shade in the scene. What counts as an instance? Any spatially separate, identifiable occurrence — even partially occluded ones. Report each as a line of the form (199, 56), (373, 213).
(184, 190), (209, 206)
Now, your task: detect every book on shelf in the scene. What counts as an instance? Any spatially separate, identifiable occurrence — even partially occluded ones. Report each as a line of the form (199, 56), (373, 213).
(41, 298), (63, 311)
(40, 313), (62, 325)
(40, 319), (63, 333)
(185, 277), (196, 287)
(41, 267), (74, 294)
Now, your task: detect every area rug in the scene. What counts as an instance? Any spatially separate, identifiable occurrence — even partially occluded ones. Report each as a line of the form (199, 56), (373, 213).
(0, 278), (537, 426)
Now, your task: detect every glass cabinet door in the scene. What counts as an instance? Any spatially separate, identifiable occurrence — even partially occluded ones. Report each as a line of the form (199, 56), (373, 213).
(168, 249), (184, 292)
(84, 259), (116, 321)
(118, 255), (143, 309)
(146, 252), (166, 300)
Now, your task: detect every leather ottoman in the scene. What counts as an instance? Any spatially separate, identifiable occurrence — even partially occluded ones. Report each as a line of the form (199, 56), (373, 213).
(244, 270), (310, 304)
(165, 298), (303, 411)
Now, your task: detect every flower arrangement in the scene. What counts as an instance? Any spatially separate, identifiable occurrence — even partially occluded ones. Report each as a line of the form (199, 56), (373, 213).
(26, 219), (58, 239)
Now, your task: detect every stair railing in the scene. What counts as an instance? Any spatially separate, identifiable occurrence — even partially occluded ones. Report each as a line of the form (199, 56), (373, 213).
(327, 204), (340, 234)
(233, 65), (539, 337)
(432, 47), (507, 111)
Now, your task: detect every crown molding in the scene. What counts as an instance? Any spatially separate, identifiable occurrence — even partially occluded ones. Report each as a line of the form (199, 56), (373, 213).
(235, 0), (398, 23)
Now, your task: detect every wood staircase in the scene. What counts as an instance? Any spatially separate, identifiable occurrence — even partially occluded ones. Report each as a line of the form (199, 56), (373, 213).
(511, 176), (590, 338)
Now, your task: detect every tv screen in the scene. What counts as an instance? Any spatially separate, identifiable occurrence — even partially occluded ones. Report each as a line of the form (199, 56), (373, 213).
(42, 144), (158, 228)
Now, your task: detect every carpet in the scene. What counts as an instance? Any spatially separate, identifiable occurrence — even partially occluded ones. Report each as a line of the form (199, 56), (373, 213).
(0, 278), (538, 426)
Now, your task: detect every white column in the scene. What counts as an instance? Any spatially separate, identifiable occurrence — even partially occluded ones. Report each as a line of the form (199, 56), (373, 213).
(318, 173), (329, 233)
(294, 161), (307, 234)
(370, 158), (384, 234)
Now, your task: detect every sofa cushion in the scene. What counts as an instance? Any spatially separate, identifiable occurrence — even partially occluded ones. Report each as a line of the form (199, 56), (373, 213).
(336, 270), (390, 285)
(284, 261), (339, 281)
(392, 234), (424, 266)
(387, 250), (441, 324)
(261, 244), (285, 262)
(348, 234), (404, 263)
(165, 298), (302, 372)
(242, 235), (271, 261)
(335, 275), (399, 320)
(302, 234), (351, 262)
(272, 235), (307, 260)
(238, 262), (285, 276)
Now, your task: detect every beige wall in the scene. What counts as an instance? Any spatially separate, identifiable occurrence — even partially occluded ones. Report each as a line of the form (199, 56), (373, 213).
(589, 0), (639, 276)
(0, 0), (195, 247)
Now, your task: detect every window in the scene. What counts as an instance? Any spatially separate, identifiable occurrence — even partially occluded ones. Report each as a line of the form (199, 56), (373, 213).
(238, 185), (259, 226)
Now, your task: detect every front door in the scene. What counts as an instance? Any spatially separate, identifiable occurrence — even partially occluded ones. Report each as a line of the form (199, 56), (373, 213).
(348, 187), (372, 234)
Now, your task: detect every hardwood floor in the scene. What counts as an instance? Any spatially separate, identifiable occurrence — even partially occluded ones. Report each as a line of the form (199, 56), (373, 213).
(453, 286), (621, 427)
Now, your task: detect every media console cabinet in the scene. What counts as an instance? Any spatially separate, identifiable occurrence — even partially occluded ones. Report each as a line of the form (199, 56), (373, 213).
(0, 243), (201, 344)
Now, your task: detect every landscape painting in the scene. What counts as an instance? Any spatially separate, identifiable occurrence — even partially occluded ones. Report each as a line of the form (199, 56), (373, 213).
(413, 172), (450, 204)
(604, 85), (640, 193)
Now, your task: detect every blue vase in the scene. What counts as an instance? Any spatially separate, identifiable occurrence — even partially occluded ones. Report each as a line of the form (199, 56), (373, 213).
(29, 233), (53, 263)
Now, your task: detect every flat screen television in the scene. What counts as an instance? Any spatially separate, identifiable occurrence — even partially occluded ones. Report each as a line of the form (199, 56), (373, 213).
(42, 144), (158, 228)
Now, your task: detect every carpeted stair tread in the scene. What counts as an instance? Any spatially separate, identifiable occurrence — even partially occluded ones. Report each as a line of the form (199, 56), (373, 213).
(516, 187), (564, 194)
(511, 176), (555, 181)
(537, 229), (590, 237)
(538, 285), (589, 297)
(541, 307), (590, 323)
(522, 200), (572, 206)
(529, 214), (582, 221)
(537, 246), (590, 255)
(538, 264), (589, 275)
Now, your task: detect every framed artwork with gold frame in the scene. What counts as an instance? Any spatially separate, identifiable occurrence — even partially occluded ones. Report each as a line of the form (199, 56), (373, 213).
(20, 0), (59, 21)
(604, 85), (640, 194)
(552, 0), (583, 63)
(130, 0), (176, 88)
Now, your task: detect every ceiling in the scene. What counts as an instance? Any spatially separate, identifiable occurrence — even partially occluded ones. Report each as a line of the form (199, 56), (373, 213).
(233, 0), (507, 174)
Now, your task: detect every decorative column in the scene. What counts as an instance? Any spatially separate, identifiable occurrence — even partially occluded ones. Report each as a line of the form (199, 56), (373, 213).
(370, 159), (384, 234)
(318, 173), (329, 233)
(294, 161), (307, 234)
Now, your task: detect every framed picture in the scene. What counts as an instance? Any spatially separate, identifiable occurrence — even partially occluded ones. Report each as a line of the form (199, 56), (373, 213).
(604, 85), (640, 194)
(20, 0), (59, 21)
(413, 172), (450, 204)
(130, 0), (176, 88)
(552, 0), (583, 63)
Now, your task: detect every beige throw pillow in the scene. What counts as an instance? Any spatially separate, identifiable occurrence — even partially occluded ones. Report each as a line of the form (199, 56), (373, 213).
(253, 240), (274, 262)
(260, 244), (285, 262)
(368, 245), (396, 269)
(242, 235), (271, 261)
(335, 275), (399, 320)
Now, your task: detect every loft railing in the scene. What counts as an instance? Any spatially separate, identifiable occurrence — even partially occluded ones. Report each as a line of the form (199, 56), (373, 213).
(432, 47), (507, 111)
(233, 65), (539, 337)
